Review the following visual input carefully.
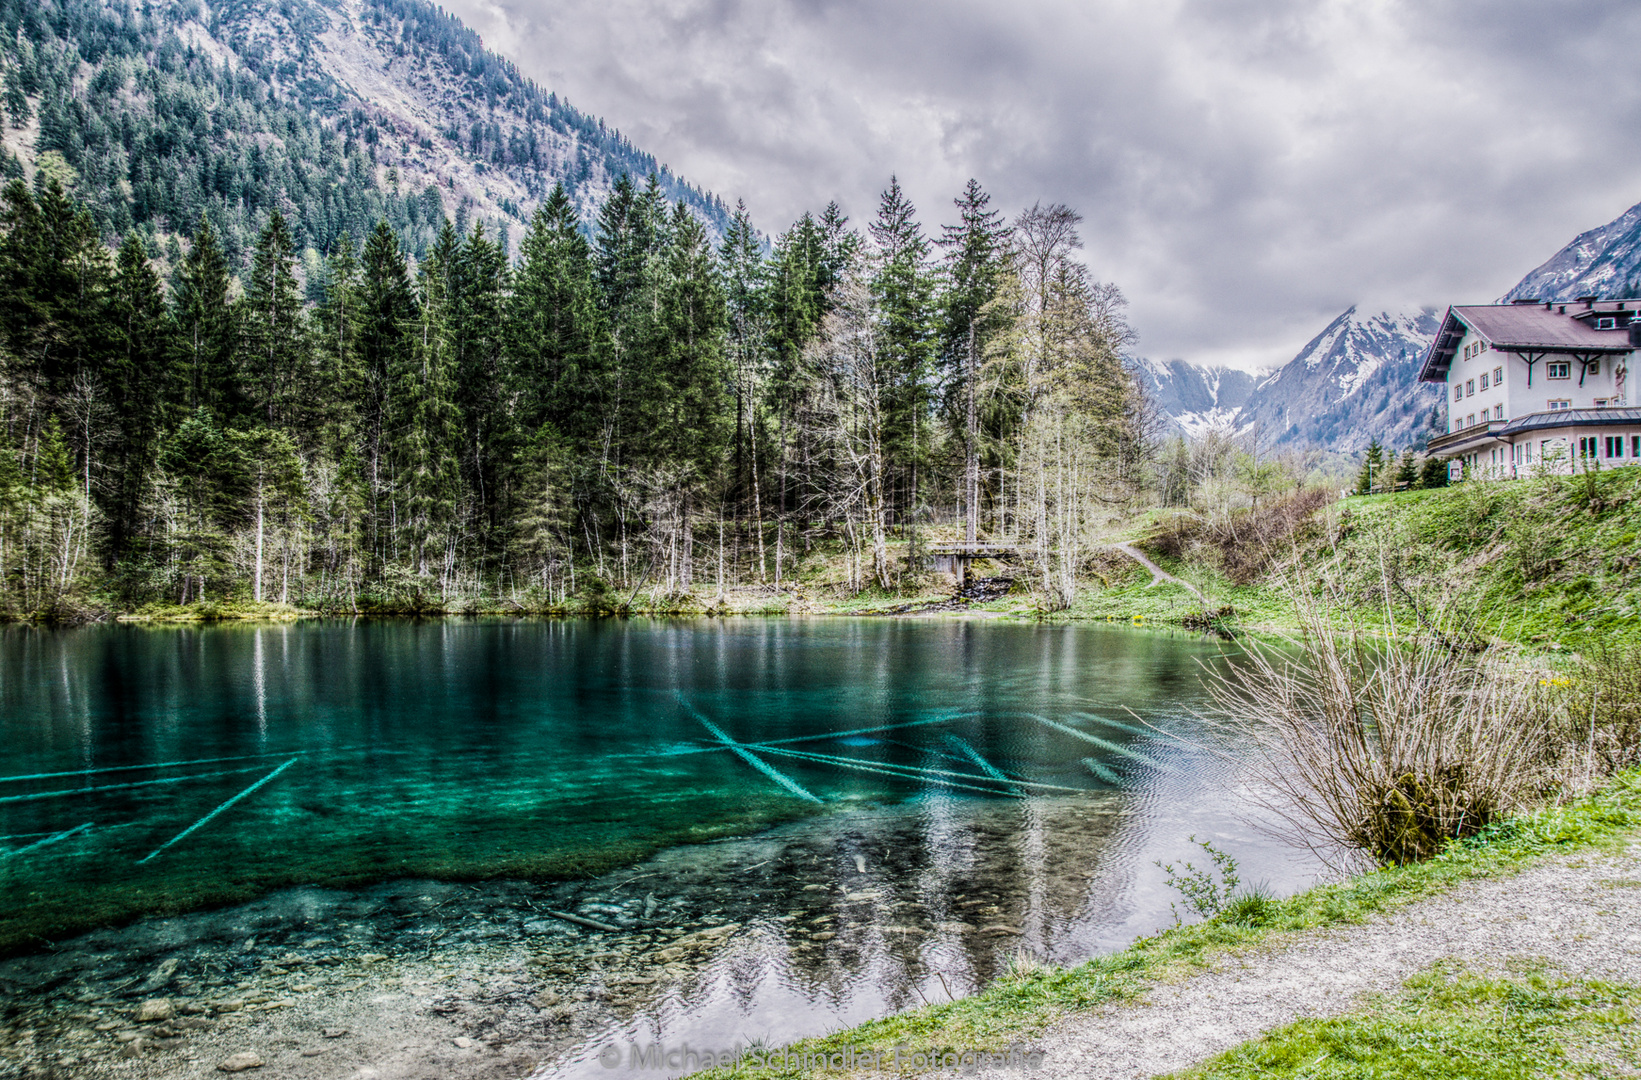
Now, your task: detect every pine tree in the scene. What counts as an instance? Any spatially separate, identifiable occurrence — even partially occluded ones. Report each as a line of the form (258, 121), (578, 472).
(1394, 447), (1418, 490)
(1420, 453), (1450, 489)
(938, 179), (1011, 542)
(868, 176), (936, 532)
(241, 212), (307, 429)
(171, 216), (238, 421)
(356, 220), (417, 567)
(509, 184), (600, 439)
(1356, 438), (1386, 495)
(657, 200), (730, 475)
(105, 232), (170, 563)
(450, 220), (511, 561)
(395, 221), (462, 584)
(718, 200), (768, 526)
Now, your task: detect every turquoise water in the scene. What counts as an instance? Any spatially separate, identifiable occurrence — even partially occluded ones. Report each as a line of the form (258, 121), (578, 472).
(0, 617), (1256, 955)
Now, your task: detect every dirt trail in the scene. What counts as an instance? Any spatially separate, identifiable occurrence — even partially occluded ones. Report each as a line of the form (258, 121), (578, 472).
(1110, 543), (1207, 605)
(927, 837), (1641, 1078)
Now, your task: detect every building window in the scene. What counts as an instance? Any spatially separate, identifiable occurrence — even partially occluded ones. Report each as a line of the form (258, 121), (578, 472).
(1467, 414), (1476, 427)
(1493, 366), (1503, 384)
(1466, 379), (1475, 396)
(1633, 435), (1641, 458)
(1548, 399), (1571, 410)
(1579, 436), (1598, 460)
(1494, 404), (1504, 420)
(1606, 435), (1625, 458)
(1480, 373), (1489, 390)
(1587, 360), (1603, 376)
(1454, 384), (1463, 402)
(1595, 399), (1609, 408)
(1598, 317), (1616, 330)
(1479, 340), (1487, 353)
(1548, 362), (1571, 379)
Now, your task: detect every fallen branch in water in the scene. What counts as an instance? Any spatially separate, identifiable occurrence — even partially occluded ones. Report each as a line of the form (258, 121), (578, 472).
(543, 909), (623, 933)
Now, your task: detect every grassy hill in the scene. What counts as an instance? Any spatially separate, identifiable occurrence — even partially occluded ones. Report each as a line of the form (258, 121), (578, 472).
(1080, 468), (1641, 648)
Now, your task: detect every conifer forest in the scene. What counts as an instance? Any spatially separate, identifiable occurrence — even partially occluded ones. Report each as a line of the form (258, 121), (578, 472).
(0, 0), (1148, 617)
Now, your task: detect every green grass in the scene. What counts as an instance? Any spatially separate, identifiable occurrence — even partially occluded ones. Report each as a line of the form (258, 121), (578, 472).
(1173, 962), (1641, 1079)
(1069, 470), (1641, 646)
(686, 769), (1641, 1079)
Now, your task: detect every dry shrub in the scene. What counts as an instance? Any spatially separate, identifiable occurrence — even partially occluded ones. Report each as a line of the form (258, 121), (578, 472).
(1151, 487), (1332, 585)
(1562, 640), (1641, 774)
(1203, 587), (1557, 868)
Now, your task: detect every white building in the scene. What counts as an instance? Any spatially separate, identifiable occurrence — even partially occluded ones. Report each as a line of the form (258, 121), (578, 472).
(1419, 298), (1641, 477)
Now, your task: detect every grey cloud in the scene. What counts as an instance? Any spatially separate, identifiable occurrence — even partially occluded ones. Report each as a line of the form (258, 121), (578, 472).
(444, 0), (1641, 368)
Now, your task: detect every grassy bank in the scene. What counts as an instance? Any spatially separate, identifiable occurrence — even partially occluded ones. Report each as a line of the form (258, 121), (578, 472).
(688, 769), (1641, 1079)
(1173, 961), (1641, 1079)
(1074, 468), (1641, 647)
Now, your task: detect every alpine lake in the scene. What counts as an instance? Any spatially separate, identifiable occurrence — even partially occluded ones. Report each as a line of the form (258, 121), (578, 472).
(0, 617), (1329, 1079)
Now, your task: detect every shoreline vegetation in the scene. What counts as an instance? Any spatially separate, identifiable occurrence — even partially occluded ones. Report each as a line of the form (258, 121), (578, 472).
(57, 463), (1640, 655)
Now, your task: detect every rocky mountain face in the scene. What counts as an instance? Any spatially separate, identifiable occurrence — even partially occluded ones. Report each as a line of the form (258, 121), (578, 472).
(1129, 358), (1263, 438)
(1501, 199), (1641, 303)
(1137, 308), (1443, 454)
(1236, 307), (1444, 454)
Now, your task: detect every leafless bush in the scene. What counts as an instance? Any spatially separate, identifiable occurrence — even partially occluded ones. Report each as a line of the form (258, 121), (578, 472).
(1562, 640), (1641, 775)
(1151, 486), (1331, 585)
(1203, 586), (1558, 868)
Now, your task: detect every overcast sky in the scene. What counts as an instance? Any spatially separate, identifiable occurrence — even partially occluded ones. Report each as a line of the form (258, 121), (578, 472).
(441, 0), (1641, 370)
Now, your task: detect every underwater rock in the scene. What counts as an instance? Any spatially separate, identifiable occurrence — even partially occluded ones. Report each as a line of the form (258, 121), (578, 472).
(143, 959), (180, 991)
(218, 1050), (265, 1071)
(136, 998), (173, 1022)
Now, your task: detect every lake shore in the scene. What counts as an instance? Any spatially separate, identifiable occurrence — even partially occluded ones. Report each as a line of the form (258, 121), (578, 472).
(0, 792), (1249, 1080)
(682, 769), (1641, 1080)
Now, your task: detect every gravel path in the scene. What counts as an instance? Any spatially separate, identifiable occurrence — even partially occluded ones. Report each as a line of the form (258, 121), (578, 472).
(1110, 544), (1207, 605)
(995, 838), (1641, 1079)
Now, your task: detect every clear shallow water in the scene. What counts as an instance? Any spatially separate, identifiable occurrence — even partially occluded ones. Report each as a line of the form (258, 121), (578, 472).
(0, 618), (1328, 1076)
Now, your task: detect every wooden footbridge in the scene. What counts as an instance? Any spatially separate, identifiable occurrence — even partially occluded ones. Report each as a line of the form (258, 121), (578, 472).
(925, 541), (1020, 584)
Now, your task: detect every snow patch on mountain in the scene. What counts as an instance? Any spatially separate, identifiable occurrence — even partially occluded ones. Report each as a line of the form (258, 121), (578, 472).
(1502, 199), (1641, 303)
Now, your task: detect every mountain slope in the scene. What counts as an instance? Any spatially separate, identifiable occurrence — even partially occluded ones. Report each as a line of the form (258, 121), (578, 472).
(0, 0), (730, 264)
(1130, 358), (1263, 437)
(1502, 199), (1641, 303)
(1236, 307), (1442, 454)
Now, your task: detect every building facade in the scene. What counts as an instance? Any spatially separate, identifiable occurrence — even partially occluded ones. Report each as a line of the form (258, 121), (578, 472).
(1419, 298), (1641, 477)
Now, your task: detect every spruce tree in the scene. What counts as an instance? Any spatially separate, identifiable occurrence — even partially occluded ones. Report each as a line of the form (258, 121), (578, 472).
(1355, 438), (1385, 495)
(396, 221), (462, 583)
(507, 185), (599, 441)
(241, 212), (306, 429)
(1420, 453), (1450, 489)
(450, 221), (511, 560)
(718, 200), (768, 519)
(1394, 448), (1418, 490)
(868, 176), (936, 529)
(171, 216), (238, 421)
(106, 232), (170, 563)
(356, 220), (417, 566)
(937, 179), (1011, 542)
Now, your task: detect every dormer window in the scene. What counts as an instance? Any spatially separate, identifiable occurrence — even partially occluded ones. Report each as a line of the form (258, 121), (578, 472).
(1598, 317), (1616, 330)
